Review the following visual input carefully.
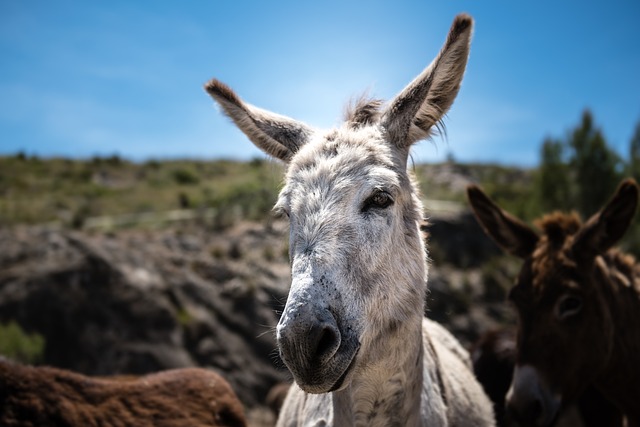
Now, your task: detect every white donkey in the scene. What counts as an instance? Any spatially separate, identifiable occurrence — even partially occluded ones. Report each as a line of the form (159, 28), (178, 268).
(206, 14), (494, 427)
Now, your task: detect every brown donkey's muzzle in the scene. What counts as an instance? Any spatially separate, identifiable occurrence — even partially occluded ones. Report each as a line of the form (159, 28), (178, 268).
(506, 365), (561, 427)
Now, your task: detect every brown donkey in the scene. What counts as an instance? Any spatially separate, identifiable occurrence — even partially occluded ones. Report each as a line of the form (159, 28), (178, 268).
(467, 179), (640, 427)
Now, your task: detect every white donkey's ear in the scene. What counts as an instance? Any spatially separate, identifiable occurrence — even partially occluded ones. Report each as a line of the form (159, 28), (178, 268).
(382, 13), (473, 150)
(205, 79), (314, 162)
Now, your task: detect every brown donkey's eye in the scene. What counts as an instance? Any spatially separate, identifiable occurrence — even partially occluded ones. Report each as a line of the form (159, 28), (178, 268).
(556, 295), (583, 320)
(362, 190), (394, 212)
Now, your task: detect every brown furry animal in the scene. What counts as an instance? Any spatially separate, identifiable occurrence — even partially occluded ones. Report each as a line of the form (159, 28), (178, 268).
(468, 179), (639, 427)
(0, 359), (247, 427)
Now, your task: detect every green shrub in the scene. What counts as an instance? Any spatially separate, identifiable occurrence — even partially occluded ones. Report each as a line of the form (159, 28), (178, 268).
(175, 308), (194, 327)
(172, 168), (200, 185)
(0, 321), (45, 364)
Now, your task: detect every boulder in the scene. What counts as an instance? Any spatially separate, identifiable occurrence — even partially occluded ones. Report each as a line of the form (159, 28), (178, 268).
(0, 222), (291, 409)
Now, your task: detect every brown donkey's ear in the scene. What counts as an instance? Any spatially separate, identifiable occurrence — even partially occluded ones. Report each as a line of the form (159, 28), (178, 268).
(382, 13), (473, 150)
(572, 179), (639, 260)
(467, 184), (539, 258)
(205, 79), (314, 162)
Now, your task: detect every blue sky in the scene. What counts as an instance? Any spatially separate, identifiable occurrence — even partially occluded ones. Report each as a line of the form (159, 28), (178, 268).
(1, 1), (639, 166)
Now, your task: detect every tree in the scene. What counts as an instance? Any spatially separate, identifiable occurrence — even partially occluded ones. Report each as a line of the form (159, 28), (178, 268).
(623, 119), (640, 257)
(535, 137), (572, 212)
(536, 110), (622, 219)
(628, 120), (640, 183)
(568, 110), (622, 217)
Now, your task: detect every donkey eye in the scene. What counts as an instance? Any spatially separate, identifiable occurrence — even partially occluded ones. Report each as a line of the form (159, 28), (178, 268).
(273, 206), (290, 219)
(362, 190), (394, 212)
(556, 295), (583, 320)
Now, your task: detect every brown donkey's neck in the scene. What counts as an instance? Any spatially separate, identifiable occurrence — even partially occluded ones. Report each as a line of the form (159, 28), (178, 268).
(592, 250), (640, 420)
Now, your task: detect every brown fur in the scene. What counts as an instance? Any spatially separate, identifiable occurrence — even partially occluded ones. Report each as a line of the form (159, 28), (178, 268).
(468, 179), (640, 427)
(471, 329), (516, 427)
(533, 212), (582, 249)
(0, 360), (247, 427)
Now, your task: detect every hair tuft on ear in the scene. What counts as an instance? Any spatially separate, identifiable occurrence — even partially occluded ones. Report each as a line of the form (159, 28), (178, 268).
(382, 13), (474, 150)
(204, 78), (313, 162)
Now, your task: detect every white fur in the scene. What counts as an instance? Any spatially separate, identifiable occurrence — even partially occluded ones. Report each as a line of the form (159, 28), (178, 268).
(206, 13), (494, 427)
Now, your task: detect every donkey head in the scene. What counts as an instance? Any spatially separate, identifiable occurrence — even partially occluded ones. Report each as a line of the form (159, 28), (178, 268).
(467, 179), (639, 426)
(206, 14), (473, 394)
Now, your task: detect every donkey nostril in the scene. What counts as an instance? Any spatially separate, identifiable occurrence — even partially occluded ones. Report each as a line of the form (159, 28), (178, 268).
(507, 397), (544, 426)
(313, 325), (339, 360)
(528, 399), (543, 423)
(515, 399), (543, 425)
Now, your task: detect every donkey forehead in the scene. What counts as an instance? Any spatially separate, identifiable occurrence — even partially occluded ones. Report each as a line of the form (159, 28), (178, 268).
(530, 244), (580, 286)
(278, 127), (403, 205)
(511, 254), (581, 306)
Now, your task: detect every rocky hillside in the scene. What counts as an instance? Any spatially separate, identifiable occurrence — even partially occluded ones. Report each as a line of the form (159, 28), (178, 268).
(0, 210), (518, 425)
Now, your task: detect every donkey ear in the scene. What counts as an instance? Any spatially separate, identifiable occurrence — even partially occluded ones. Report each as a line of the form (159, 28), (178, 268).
(382, 13), (473, 150)
(205, 79), (313, 162)
(467, 185), (539, 258)
(572, 179), (639, 260)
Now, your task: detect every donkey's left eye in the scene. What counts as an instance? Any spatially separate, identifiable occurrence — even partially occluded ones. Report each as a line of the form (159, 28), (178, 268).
(362, 190), (394, 212)
(556, 295), (583, 320)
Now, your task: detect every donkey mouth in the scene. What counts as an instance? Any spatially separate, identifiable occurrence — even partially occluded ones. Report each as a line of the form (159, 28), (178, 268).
(328, 345), (360, 392)
(506, 365), (562, 427)
(277, 300), (361, 394)
(289, 340), (360, 394)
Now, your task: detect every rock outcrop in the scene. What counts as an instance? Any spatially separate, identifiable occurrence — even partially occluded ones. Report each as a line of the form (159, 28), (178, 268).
(0, 221), (291, 410)
(0, 211), (513, 422)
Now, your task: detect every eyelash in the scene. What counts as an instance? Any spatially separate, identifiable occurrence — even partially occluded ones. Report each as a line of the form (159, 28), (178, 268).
(274, 206), (289, 218)
(361, 190), (394, 212)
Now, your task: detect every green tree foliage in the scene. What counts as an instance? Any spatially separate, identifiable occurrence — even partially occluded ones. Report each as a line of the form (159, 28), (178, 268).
(628, 121), (640, 183)
(0, 321), (45, 364)
(569, 110), (622, 217)
(623, 120), (640, 256)
(535, 137), (571, 213)
(536, 110), (622, 218)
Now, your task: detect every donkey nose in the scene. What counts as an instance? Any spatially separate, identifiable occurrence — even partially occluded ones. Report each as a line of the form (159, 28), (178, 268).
(506, 365), (559, 427)
(277, 305), (341, 364)
(506, 396), (544, 426)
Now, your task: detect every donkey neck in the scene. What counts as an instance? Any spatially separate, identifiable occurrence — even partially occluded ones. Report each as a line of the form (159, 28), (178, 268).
(592, 253), (640, 417)
(331, 314), (425, 427)
(330, 217), (430, 427)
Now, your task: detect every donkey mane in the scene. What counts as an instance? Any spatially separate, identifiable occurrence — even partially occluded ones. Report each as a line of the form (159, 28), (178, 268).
(531, 211), (639, 291)
(343, 96), (384, 129)
(533, 211), (582, 247)
(526, 212), (584, 271)
(343, 95), (448, 141)
(599, 249), (640, 294)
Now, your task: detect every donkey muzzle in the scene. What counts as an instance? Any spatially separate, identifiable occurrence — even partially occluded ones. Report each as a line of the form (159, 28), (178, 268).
(506, 365), (561, 427)
(277, 300), (359, 393)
